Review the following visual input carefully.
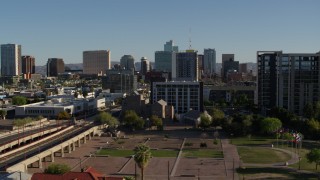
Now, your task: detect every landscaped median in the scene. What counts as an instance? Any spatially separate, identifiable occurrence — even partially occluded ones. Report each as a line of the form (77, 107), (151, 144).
(96, 148), (179, 157)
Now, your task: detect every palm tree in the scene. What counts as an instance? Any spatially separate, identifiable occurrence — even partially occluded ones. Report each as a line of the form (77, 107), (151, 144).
(134, 144), (151, 180)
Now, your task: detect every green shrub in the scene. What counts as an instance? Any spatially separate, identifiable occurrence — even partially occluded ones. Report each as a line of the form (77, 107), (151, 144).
(200, 142), (207, 148)
(185, 142), (193, 146)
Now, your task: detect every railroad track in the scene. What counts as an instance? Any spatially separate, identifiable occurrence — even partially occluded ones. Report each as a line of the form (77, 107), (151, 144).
(0, 124), (94, 171)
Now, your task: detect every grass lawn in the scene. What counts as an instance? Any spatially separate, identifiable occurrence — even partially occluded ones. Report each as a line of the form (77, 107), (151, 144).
(150, 150), (179, 157)
(238, 147), (291, 164)
(237, 167), (319, 180)
(231, 136), (276, 146)
(275, 141), (320, 172)
(182, 149), (223, 158)
(96, 149), (178, 157)
(97, 149), (134, 157)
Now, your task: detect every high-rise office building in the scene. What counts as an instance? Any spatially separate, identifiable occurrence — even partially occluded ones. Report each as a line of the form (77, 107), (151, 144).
(141, 57), (150, 75)
(102, 69), (137, 93)
(155, 40), (179, 73)
(83, 50), (111, 75)
(1, 44), (22, 76)
(164, 40), (179, 52)
(257, 51), (320, 115)
(222, 54), (239, 78)
(47, 58), (65, 77)
(175, 50), (198, 81)
(21, 56), (35, 74)
(204, 49), (216, 76)
(239, 63), (248, 73)
(155, 51), (176, 73)
(120, 55), (135, 70)
(197, 54), (204, 77)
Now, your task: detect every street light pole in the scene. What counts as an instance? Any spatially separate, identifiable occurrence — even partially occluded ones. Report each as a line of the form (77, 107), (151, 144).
(79, 157), (82, 172)
(298, 157), (301, 170)
(135, 163), (137, 180)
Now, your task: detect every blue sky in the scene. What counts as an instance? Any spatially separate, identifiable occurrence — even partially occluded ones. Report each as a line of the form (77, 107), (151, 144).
(0, 0), (319, 65)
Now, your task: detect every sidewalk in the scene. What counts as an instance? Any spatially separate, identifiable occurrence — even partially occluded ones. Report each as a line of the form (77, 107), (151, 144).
(220, 134), (240, 180)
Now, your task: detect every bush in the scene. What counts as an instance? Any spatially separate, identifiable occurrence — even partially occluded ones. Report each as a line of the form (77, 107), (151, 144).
(185, 142), (193, 146)
(213, 139), (218, 145)
(44, 163), (71, 174)
(117, 140), (125, 144)
(200, 142), (207, 148)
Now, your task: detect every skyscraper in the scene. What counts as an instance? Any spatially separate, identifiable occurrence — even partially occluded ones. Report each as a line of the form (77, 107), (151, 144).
(155, 51), (176, 72)
(140, 57), (150, 75)
(203, 48), (216, 76)
(83, 50), (111, 75)
(197, 54), (204, 78)
(120, 55), (135, 70)
(175, 50), (198, 81)
(47, 58), (65, 77)
(222, 54), (239, 79)
(0, 44), (22, 76)
(258, 51), (320, 115)
(155, 40), (179, 73)
(21, 56), (35, 74)
(164, 40), (178, 52)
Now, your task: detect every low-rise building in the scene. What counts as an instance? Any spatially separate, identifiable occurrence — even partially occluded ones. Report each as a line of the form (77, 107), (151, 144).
(151, 81), (204, 114)
(15, 97), (105, 118)
(204, 83), (256, 105)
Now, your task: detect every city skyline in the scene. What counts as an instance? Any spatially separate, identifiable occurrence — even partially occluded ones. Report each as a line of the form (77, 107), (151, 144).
(0, 0), (319, 66)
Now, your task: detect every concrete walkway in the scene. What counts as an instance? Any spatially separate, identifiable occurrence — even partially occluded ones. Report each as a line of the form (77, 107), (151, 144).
(221, 136), (240, 180)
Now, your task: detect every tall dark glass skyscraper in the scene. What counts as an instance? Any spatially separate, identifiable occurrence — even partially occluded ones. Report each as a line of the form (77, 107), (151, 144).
(258, 51), (320, 115)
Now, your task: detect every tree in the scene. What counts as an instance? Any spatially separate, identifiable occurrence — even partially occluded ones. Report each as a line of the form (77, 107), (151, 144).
(314, 101), (320, 119)
(82, 91), (88, 98)
(209, 108), (225, 127)
(0, 110), (7, 120)
(123, 110), (144, 130)
(199, 113), (212, 130)
(241, 115), (253, 135)
(306, 118), (320, 139)
(12, 96), (27, 106)
(74, 91), (79, 98)
(260, 117), (282, 135)
(306, 148), (320, 170)
(303, 102), (314, 119)
(44, 163), (71, 174)
(95, 112), (119, 128)
(150, 115), (163, 130)
(57, 111), (71, 120)
(234, 94), (249, 107)
(134, 144), (151, 180)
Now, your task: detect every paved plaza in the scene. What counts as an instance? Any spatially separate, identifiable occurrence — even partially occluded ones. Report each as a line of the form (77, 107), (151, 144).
(26, 128), (240, 180)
